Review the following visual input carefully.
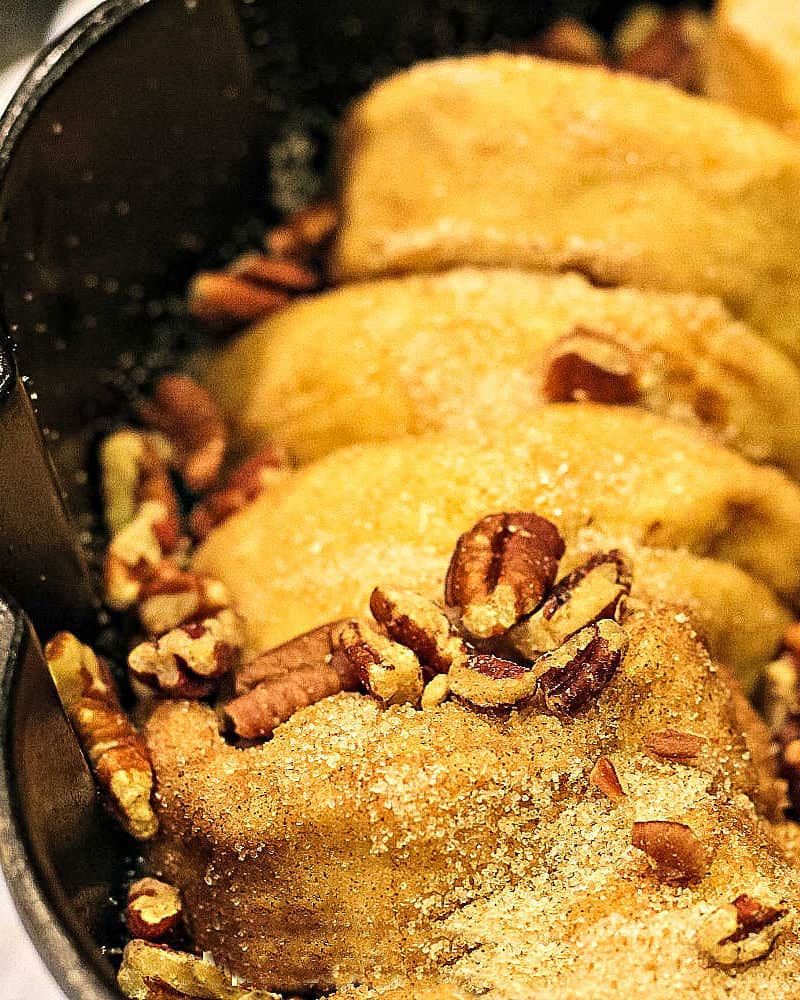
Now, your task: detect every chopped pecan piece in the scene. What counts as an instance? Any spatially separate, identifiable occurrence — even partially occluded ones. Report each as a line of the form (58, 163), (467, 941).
(266, 199), (338, 262)
(128, 609), (244, 698)
(449, 653), (538, 709)
(445, 512), (565, 639)
(138, 564), (230, 635)
(125, 878), (183, 941)
(100, 429), (176, 538)
(631, 820), (707, 884)
(526, 17), (605, 64)
(45, 632), (158, 841)
(618, 10), (707, 92)
(421, 673), (451, 710)
(699, 894), (792, 966)
(190, 445), (291, 539)
(542, 328), (640, 405)
(589, 756), (626, 801)
(139, 375), (227, 492)
(645, 729), (705, 763)
(535, 619), (628, 717)
(235, 621), (349, 694)
(369, 587), (468, 677)
(508, 550), (631, 659)
(339, 620), (424, 706)
(118, 940), (280, 1000)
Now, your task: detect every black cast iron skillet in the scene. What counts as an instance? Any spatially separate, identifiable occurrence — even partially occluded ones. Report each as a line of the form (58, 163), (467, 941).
(0, 1), (711, 996)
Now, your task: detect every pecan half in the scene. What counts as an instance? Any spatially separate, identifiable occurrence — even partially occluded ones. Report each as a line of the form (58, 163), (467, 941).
(589, 756), (626, 801)
(190, 445), (291, 539)
(235, 621), (349, 694)
(137, 564), (230, 635)
(542, 328), (640, 405)
(445, 512), (565, 639)
(128, 609), (244, 698)
(339, 620), (424, 706)
(370, 587), (468, 677)
(535, 619), (628, 717)
(631, 820), (707, 884)
(45, 632), (158, 841)
(699, 894), (792, 966)
(645, 729), (705, 764)
(117, 940), (280, 1000)
(138, 375), (227, 492)
(507, 550), (631, 659)
(125, 878), (182, 941)
(266, 199), (338, 262)
(449, 653), (538, 709)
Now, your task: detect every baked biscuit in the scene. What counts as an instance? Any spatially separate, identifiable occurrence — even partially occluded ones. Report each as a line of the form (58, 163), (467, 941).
(706, 0), (800, 140)
(145, 603), (799, 996)
(330, 54), (800, 360)
(207, 267), (800, 472)
(193, 406), (800, 673)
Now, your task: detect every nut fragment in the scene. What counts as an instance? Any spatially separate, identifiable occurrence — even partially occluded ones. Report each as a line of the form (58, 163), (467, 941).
(645, 729), (705, 763)
(125, 878), (183, 941)
(118, 939), (280, 1000)
(542, 328), (641, 405)
(190, 445), (291, 539)
(631, 820), (707, 883)
(128, 609), (244, 698)
(139, 375), (227, 491)
(449, 653), (538, 709)
(339, 620), (424, 706)
(535, 619), (628, 717)
(222, 624), (360, 741)
(508, 550), (632, 659)
(762, 654), (800, 735)
(421, 673), (451, 710)
(699, 894), (792, 966)
(776, 714), (800, 817)
(445, 512), (565, 639)
(138, 564), (230, 635)
(266, 199), (338, 262)
(526, 17), (605, 64)
(235, 621), (349, 694)
(617, 10), (707, 92)
(100, 429), (176, 538)
(589, 757), (626, 801)
(45, 632), (158, 840)
(369, 587), (468, 677)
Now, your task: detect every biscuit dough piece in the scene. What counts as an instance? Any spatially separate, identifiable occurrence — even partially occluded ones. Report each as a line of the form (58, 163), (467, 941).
(208, 268), (800, 473)
(330, 54), (800, 361)
(706, 0), (800, 140)
(193, 406), (800, 669)
(146, 604), (799, 996)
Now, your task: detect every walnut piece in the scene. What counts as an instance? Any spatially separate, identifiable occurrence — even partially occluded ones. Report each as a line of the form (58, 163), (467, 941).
(699, 894), (792, 966)
(339, 620), (424, 706)
(369, 586), (468, 677)
(631, 820), (707, 884)
(45, 632), (157, 841)
(118, 940), (280, 1000)
(645, 729), (705, 763)
(138, 564), (230, 635)
(589, 756), (626, 801)
(138, 374), (227, 491)
(445, 512), (565, 639)
(125, 878), (183, 941)
(508, 550), (631, 659)
(542, 328), (640, 405)
(535, 619), (628, 717)
(449, 653), (538, 709)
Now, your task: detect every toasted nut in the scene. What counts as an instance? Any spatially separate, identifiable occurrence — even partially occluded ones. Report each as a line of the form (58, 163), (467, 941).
(339, 620), (423, 706)
(589, 756), (626, 801)
(188, 271), (291, 325)
(190, 445), (291, 539)
(138, 564), (230, 635)
(128, 609), (244, 698)
(235, 621), (352, 694)
(445, 512), (565, 639)
(617, 10), (707, 92)
(527, 17), (605, 64)
(369, 587), (468, 677)
(421, 673), (451, 710)
(118, 939), (280, 999)
(266, 199), (338, 261)
(611, 3), (666, 59)
(700, 894), (792, 966)
(645, 729), (705, 763)
(100, 429), (175, 537)
(535, 619), (628, 717)
(104, 502), (180, 611)
(542, 328), (640, 405)
(762, 654), (800, 735)
(229, 253), (320, 292)
(631, 820), (707, 883)
(125, 878), (182, 941)
(139, 375), (227, 492)
(45, 633), (158, 840)
(508, 550), (632, 659)
(449, 653), (538, 709)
